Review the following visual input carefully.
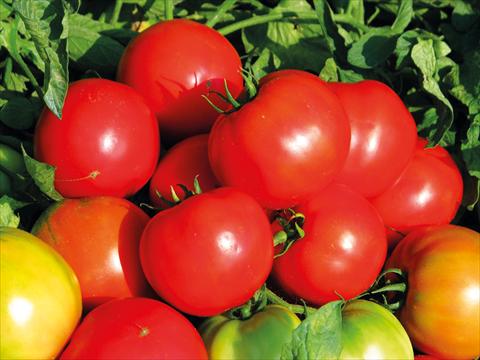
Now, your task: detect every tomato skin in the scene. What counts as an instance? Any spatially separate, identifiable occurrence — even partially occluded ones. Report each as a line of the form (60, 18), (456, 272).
(149, 134), (218, 207)
(370, 138), (463, 244)
(140, 187), (274, 316)
(34, 78), (160, 198)
(339, 300), (414, 359)
(272, 183), (387, 306)
(32, 197), (152, 310)
(117, 19), (243, 144)
(199, 305), (301, 359)
(61, 297), (208, 359)
(326, 80), (418, 198)
(386, 225), (480, 359)
(209, 70), (350, 209)
(0, 227), (82, 359)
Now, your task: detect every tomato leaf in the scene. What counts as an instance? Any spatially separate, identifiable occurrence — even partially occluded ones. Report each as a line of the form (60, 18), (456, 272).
(280, 300), (343, 360)
(12, 0), (68, 119)
(0, 93), (42, 130)
(0, 195), (23, 228)
(21, 146), (63, 202)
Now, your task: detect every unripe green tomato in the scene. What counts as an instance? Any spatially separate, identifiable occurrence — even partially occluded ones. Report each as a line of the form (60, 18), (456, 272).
(340, 300), (414, 359)
(199, 304), (301, 359)
(0, 170), (12, 195)
(0, 143), (25, 175)
(0, 227), (82, 359)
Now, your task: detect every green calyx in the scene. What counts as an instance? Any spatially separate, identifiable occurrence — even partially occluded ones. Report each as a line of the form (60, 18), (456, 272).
(273, 209), (306, 259)
(153, 175), (203, 208)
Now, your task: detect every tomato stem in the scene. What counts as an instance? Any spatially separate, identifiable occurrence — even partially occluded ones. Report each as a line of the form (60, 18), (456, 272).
(110, 0), (123, 25)
(164, 0), (174, 20)
(265, 288), (316, 317)
(206, 0), (237, 28)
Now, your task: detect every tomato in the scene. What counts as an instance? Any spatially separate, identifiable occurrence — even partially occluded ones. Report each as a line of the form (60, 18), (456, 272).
(149, 134), (218, 207)
(34, 78), (160, 198)
(117, 19), (243, 144)
(209, 70), (350, 209)
(272, 183), (387, 306)
(199, 305), (301, 359)
(370, 138), (463, 245)
(140, 187), (274, 316)
(326, 80), (418, 198)
(339, 300), (413, 359)
(32, 197), (152, 310)
(61, 297), (208, 359)
(386, 225), (480, 359)
(0, 227), (82, 359)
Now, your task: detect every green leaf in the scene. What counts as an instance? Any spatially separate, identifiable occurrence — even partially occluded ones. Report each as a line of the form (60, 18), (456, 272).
(0, 94), (42, 130)
(0, 194), (29, 211)
(452, 0), (480, 32)
(242, 0), (331, 78)
(347, 28), (397, 69)
(281, 300), (343, 360)
(411, 38), (454, 145)
(319, 57), (338, 81)
(312, 0), (347, 58)
(13, 0), (69, 119)
(21, 146), (63, 202)
(391, 0), (413, 33)
(461, 114), (480, 209)
(68, 13), (126, 76)
(0, 201), (19, 228)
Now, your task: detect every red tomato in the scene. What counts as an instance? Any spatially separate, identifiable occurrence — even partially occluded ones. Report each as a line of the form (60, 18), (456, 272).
(140, 187), (274, 316)
(61, 297), (208, 359)
(272, 183), (387, 306)
(32, 197), (152, 310)
(387, 225), (480, 359)
(149, 134), (218, 207)
(209, 70), (350, 209)
(370, 138), (463, 245)
(327, 80), (418, 197)
(117, 19), (243, 144)
(34, 79), (159, 198)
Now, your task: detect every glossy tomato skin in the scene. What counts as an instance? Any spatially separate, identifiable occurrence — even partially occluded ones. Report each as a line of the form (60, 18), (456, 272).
(61, 297), (208, 359)
(149, 134), (218, 207)
(140, 187), (274, 316)
(327, 80), (418, 198)
(34, 78), (160, 198)
(370, 138), (463, 244)
(209, 70), (350, 209)
(272, 183), (387, 306)
(117, 19), (243, 144)
(386, 225), (480, 359)
(339, 300), (414, 359)
(199, 305), (300, 359)
(32, 197), (152, 310)
(0, 227), (82, 359)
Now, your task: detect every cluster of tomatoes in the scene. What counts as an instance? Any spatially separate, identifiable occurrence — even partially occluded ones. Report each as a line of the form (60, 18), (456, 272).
(2, 18), (479, 360)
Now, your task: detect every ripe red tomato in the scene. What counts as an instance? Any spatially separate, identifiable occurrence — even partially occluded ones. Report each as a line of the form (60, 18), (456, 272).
(61, 297), (208, 359)
(117, 19), (243, 144)
(386, 225), (480, 359)
(34, 79), (160, 198)
(209, 70), (350, 209)
(370, 138), (463, 245)
(32, 197), (153, 310)
(326, 80), (418, 198)
(272, 183), (387, 306)
(149, 134), (218, 207)
(140, 187), (274, 316)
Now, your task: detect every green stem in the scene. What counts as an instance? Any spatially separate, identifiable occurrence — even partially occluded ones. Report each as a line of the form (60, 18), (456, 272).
(206, 0), (237, 28)
(266, 288), (317, 316)
(164, 0), (174, 20)
(110, 0), (123, 25)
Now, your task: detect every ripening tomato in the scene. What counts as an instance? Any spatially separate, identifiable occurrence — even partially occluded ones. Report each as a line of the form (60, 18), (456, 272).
(386, 225), (480, 359)
(149, 134), (218, 207)
(140, 187), (274, 316)
(326, 80), (418, 198)
(1, 227), (82, 359)
(209, 70), (350, 209)
(32, 197), (152, 310)
(34, 78), (160, 198)
(272, 183), (387, 306)
(117, 19), (243, 144)
(370, 138), (463, 245)
(61, 297), (208, 359)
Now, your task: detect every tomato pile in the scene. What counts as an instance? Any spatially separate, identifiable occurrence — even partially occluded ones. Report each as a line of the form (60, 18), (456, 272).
(1, 12), (479, 360)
